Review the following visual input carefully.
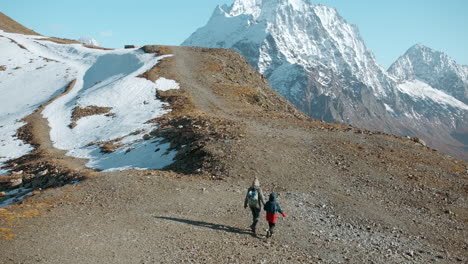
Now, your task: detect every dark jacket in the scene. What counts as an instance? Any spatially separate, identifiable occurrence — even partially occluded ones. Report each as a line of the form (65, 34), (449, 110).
(244, 186), (265, 209)
(264, 193), (286, 223)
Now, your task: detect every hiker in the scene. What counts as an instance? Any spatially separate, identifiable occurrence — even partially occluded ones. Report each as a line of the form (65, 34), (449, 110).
(264, 193), (286, 238)
(244, 177), (265, 234)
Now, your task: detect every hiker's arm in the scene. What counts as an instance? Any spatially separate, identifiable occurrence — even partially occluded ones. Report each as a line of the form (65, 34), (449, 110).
(259, 189), (266, 206)
(278, 204), (285, 215)
(244, 191), (248, 208)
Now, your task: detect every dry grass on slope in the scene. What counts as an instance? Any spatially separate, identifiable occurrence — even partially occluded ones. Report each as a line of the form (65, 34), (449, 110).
(0, 12), (39, 35)
(39, 37), (113, 50)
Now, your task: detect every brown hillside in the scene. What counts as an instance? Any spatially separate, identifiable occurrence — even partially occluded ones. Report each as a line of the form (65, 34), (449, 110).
(0, 45), (467, 263)
(0, 12), (39, 35)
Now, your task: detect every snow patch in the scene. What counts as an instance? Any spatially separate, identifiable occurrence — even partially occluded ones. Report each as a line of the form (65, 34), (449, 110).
(69, 139), (176, 172)
(397, 80), (468, 111)
(78, 37), (100, 47)
(384, 104), (395, 113)
(0, 167), (9, 176)
(0, 187), (33, 208)
(154, 77), (180, 91)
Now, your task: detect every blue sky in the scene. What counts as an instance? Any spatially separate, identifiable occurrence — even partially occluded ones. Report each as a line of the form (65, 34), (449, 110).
(2, 0), (467, 69)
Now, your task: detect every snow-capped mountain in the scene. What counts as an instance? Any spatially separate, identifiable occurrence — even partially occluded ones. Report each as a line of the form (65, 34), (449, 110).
(388, 44), (468, 104)
(183, 0), (468, 160)
(78, 37), (100, 46)
(183, 0), (396, 123)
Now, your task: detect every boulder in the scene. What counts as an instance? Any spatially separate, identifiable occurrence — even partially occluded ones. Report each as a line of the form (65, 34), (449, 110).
(9, 178), (22, 187)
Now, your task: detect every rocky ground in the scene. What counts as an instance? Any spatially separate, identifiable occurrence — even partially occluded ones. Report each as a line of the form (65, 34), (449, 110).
(1, 46), (467, 263)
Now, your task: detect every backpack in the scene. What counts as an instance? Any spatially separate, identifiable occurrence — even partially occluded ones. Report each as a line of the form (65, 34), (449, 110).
(247, 189), (259, 207)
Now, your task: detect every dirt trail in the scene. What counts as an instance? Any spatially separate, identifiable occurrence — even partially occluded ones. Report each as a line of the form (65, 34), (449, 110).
(20, 80), (88, 170)
(1, 80), (94, 199)
(1, 46), (467, 263)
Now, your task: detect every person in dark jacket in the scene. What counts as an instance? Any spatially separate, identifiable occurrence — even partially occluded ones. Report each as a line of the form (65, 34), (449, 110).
(264, 193), (286, 238)
(244, 177), (265, 234)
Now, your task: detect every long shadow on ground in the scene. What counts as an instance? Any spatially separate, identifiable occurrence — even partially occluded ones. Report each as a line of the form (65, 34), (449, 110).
(155, 216), (255, 236)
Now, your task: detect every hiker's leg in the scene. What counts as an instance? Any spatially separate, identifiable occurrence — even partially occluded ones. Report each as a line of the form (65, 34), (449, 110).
(249, 207), (256, 231)
(251, 207), (260, 233)
(249, 207), (257, 224)
(249, 207), (256, 221)
(267, 222), (274, 237)
(269, 223), (276, 236)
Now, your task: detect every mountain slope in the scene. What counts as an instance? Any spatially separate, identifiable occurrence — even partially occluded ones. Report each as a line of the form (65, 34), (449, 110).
(0, 15), (467, 262)
(183, 0), (468, 160)
(0, 12), (39, 35)
(1, 43), (467, 263)
(387, 44), (468, 159)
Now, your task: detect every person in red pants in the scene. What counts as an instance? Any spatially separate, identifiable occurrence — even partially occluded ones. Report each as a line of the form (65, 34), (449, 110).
(264, 193), (286, 238)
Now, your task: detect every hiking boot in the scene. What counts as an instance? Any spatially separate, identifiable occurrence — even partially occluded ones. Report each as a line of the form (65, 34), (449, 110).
(250, 224), (256, 234)
(266, 231), (271, 238)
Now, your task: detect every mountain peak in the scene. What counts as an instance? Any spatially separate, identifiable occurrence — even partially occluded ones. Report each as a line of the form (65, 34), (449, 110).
(231, 0), (310, 9)
(229, 0), (261, 16)
(410, 43), (428, 50)
(184, 0), (388, 95)
(389, 44), (459, 79)
(228, 0), (311, 18)
(407, 43), (444, 57)
(389, 44), (468, 104)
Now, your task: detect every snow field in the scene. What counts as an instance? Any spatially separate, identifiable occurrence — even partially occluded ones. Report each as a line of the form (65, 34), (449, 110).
(0, 31), (76, 172)
(0, 30), (180, 172)
(397, 80), (468, 111)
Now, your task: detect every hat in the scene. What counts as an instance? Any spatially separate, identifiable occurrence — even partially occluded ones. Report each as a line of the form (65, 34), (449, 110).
(252, 177), (260, 187)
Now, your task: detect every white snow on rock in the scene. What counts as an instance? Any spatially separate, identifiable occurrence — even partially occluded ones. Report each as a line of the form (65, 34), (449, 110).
(75, 139), (175, 172)
(78, 37), (100, 47)
(384, 104), (395, 114)
(397, 80), (468, 111)
(154, 77), (180, 91)
(0, 30), (179, 172)
(0, 187), (33, 207)
(0, 168), (8, 176)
